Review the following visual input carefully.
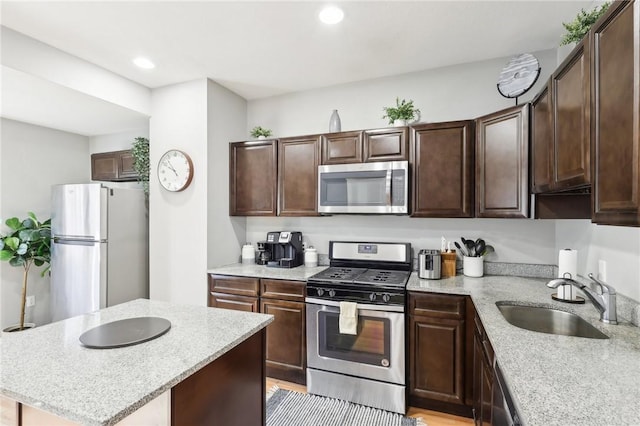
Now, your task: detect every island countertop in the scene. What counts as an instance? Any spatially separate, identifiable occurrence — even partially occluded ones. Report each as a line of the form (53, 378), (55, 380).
(407, 274), (640, 426)
(0, 299), (273, 426)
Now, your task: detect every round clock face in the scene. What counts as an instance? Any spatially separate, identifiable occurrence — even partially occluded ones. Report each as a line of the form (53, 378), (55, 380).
(158, 150), (193, 192)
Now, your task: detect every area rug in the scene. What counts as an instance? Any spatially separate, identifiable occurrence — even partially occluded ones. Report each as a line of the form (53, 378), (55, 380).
(266, 386), (425, 426)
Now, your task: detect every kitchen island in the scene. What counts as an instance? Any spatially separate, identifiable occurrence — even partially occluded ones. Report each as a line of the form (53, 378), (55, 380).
(0, 299), (273, 426)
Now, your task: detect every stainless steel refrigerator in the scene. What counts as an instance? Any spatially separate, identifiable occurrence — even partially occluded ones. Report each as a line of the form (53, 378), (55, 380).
(50, 183), (148, 322)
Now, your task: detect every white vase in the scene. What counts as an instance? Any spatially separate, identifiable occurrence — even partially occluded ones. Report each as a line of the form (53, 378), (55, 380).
(257, 135), (266, 140)
(463, 256), (484, 277)
(393, 119), (407, 127)
(329, 109), (341, 132)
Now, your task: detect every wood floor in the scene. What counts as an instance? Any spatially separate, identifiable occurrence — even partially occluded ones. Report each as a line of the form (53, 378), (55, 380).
(266, 378), (474, 426)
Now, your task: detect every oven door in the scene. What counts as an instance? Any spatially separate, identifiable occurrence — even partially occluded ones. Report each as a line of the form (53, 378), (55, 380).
(306, 298), (405, 385)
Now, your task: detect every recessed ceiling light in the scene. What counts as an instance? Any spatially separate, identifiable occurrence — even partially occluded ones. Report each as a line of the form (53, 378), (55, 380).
(133, 57), (155, 69)
(319, 6), (344, 25)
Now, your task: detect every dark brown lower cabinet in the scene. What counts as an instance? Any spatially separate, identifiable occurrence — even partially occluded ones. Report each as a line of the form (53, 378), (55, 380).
(408, 292), (473, 417)
(208, 274), (307, 385)
(472, 309), (494, 425)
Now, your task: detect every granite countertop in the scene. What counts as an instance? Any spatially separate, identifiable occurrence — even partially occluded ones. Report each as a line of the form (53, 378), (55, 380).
(407, 274), (640, 426)
(0, 299), (273, 426)
(208, 263), (328, 281)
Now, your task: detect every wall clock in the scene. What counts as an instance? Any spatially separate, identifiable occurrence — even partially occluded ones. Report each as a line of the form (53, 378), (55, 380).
(158, 149), (194, 192)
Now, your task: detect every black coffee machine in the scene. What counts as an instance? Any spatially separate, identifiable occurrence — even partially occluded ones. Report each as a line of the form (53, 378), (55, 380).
(256, 231), (303, 268)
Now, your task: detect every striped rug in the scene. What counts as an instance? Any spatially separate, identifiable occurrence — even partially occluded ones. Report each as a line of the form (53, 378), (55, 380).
(266, 387), (425, 426)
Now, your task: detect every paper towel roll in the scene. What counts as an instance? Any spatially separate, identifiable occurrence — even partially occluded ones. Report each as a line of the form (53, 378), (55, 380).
(558, 249), (577, 300)
(558, 249), (577, 279)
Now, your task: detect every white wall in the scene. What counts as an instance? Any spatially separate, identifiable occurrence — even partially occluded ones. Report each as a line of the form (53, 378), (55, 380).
(247, 49), (556, 138)
(206, 80), (247, 268)
(1, 27), (150, 116)
(149, 80), (208, 306)
(0, 118), (89, 328)
(245, 49), (558, 266)
(555, 221), (640, 302)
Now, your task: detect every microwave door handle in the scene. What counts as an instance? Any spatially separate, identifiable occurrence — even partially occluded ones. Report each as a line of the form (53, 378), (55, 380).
(385, 168), (392, 205)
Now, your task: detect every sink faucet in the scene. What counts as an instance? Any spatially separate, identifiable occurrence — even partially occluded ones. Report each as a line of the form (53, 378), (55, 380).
(546, 273), (617, 324)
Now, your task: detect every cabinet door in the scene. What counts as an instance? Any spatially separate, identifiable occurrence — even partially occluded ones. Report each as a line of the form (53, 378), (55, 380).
(553, 37), (591, 190)
(321, 131), (363, 164)
(208, 292), (259, 312)
(363, 127), (409, 162)
(472, 331), (483, 426)
(409, 315), (466, 405)
(476, 104), (529, 218)
(530, 79), (554, 193)
(481, 355), (493, 426)
(118, 151), (138, 180)
(278, 136), (320, 216)
(592, 0), (640, 225)
(261, 298), (306, 384)
(412, 121), (474, 217)
(91, 152), (119, 181)
(229, 140), (277, 216)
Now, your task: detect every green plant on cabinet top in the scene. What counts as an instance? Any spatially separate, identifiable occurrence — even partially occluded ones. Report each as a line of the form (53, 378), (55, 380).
(131, 137), (150, 196)
(560, 2), (610, 46)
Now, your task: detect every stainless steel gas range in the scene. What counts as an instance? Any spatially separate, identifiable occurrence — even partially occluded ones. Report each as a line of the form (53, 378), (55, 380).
(305, 241), (411, 414)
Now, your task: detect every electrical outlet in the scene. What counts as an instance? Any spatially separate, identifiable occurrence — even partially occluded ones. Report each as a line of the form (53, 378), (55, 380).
(598, 260), (607, 282)
(26, 295), (35, 307)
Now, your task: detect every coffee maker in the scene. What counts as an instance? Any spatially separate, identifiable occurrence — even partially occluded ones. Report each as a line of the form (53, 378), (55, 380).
(257, 231), (303, 268)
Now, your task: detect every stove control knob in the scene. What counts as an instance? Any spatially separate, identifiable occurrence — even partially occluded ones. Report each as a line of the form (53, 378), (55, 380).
(382, 293), (391, 303)
(329, 289), (336, 298)
(316, 288), (325, 297)
(369, 293), (377, 302)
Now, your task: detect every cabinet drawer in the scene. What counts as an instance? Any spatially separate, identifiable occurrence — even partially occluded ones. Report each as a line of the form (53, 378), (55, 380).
(208, 274), (260, 297)
(208, 292), (259, 313)
(409, 292), (466, 320)
(261, 279), (306, 302)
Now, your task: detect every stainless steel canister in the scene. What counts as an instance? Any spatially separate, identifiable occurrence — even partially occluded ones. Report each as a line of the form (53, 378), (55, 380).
(418, 249), (441, 279)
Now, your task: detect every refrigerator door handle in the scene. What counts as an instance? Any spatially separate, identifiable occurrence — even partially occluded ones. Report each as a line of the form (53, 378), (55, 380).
(53, 237), (99, 245)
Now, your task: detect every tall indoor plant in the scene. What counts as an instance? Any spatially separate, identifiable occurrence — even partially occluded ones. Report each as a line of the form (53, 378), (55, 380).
(0, 212), (51, 331)
(131, 137), (150, 197)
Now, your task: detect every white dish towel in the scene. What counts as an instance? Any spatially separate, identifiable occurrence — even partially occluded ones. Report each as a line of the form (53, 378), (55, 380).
(339, 301), (358, 335)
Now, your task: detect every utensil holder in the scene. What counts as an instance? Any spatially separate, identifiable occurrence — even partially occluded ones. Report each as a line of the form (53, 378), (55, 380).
(441, 251), (457, 278)
(463, 256), (484, 277)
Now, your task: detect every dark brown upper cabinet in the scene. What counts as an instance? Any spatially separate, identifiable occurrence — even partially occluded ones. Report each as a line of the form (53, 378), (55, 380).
(552, 36), (592, 191)
(229, 140), (277, 216)
(278, 135), (320, 216)
(321, 131), (364, 164)
(363, 127), (409, 162)
(91, 150), (138, 182)
(592, 0), (640, 226)
(411, 121), (475, 217)
(530, 78), (554, 194)
(476, 104), (529, 218)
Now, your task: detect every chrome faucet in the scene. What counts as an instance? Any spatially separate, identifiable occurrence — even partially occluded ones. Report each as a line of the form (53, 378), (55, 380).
(546, 273), (617, 324)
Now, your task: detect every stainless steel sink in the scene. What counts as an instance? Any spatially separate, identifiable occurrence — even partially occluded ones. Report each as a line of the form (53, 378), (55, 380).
(496, 303), (608, 339)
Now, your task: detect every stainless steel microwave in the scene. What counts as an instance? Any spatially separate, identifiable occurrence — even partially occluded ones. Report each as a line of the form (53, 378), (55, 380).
(317, 161), (409, 214)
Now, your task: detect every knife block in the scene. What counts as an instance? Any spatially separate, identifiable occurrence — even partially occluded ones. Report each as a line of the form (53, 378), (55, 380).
(441, 251), (457, 278)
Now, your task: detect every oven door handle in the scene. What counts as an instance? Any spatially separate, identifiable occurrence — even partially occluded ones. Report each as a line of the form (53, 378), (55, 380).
(305, 297), (405, 313)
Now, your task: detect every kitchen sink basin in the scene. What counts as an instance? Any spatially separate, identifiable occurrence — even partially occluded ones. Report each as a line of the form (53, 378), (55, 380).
(496, 302), (608, 339)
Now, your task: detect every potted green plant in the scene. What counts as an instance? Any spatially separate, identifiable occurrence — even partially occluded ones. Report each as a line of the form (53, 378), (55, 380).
(131, 137), (150, 197)
(250, 126), (273, 140)
(382, 97), (420, 126)
(560, 2), (610, 46)
(0, 213), (51, 331)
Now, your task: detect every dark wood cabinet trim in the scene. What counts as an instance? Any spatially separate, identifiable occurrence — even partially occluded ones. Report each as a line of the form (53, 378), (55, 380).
(530, 78), (554, 193)
(208, 292), (260, 312)
(208, 274), (260, 297)
(260, 279), (306, 302)
(409, 292), (466, 319)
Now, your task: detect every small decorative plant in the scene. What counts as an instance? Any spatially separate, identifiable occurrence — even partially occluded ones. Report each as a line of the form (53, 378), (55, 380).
(131, 137), (150, 196)
(0, 213), (51, 331)
(382, 97), (420, 125)
(250, 126), (273, 139)
(560, 3), (610, 46)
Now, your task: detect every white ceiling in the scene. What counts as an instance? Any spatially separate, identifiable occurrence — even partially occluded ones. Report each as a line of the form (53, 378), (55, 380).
(1, 1), (594, 101)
